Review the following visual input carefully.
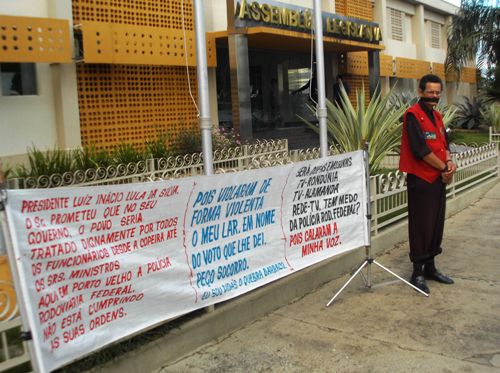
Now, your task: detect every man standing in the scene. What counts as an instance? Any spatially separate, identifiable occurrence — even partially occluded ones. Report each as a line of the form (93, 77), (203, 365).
(399, 74), (457, 294)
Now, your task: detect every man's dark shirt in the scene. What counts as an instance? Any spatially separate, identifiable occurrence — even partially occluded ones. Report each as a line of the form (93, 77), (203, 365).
(406, 101), (449, 160)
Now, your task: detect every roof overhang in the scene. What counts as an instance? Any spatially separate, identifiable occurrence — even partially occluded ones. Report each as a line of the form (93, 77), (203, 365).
(215, 27), (384, 53)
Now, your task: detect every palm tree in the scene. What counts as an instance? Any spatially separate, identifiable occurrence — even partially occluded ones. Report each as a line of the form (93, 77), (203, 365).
(445, 0), (500, 99)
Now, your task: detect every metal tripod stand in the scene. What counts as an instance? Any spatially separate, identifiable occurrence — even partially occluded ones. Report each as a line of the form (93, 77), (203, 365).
(326, 144), (428, 307)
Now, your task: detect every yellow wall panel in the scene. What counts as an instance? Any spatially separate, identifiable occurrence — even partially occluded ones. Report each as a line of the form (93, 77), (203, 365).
(72, 0), (206, 151)
(380, 55), (394, 77)
(432, 62), (446, 81)
(345, 51), (369, 76)
(395, 57), (431, 79)
(335, 1), (347, 15)
(0, 15), (71, 63)
(80, 21), (216, 67)
(77, 64), (199, 151)
(335, 0), (373, 21)
(72, 0), (194, 31)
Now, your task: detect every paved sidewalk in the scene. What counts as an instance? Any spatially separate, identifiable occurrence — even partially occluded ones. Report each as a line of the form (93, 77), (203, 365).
(156, 182), (500, 373)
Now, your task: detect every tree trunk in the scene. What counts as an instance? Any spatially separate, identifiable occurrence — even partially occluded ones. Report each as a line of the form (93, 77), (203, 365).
(493, 39), (500, 100)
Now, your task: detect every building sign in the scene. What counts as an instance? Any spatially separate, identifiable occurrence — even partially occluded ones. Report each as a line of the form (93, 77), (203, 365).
(235, 0), (382, 44)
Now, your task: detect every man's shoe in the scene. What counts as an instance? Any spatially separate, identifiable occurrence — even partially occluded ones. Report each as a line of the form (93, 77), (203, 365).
(410, 275), (430, 294)
(425, 270), (454, 284)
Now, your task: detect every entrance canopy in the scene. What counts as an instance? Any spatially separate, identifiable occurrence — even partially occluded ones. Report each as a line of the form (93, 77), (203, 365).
(214, 27), (384, 53)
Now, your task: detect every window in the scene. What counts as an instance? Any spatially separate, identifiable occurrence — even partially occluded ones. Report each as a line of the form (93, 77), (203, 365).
(430, 21), (441, 49)
(0, 63), (37, 96)
(288, 67), (311, 93)
(389, 8), (404, 42)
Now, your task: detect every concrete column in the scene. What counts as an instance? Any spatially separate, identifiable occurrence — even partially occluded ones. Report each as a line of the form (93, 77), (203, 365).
(414, 4), (426, 61)
(324, 54), (333, 101)
(373, 0), (388, 46)
(322, 0), (334, 13)
(277, 62), (292, 123)
(330, 53), (340, 82)
(47, 0), (81, 149)
(380, 77), (391, 96)
(208, 68), (219, 129)
(228, 34), (253, 141)
(368, 51), (381, 97)
(261, 64), (272, 123)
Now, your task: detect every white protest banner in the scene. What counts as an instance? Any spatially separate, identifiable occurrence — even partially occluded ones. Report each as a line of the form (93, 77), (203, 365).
(4, 150), (367, 372)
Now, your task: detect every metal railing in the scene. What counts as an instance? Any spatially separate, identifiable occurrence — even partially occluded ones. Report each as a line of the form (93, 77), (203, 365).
(490, 127), (500, 150)
(0, 141), (498, 371)
(6, 139), (289, 189)
(370, 143), (498, 234)
(0, 316), (30, 372)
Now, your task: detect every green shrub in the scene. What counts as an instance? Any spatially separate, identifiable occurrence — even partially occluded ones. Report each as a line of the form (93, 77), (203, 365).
(480, 103), (500, 131)
(454, 96), (484, 129)
(145, 135), (171, 159)
(111, 143), (145, 164)
(387, 90), (418, 110)
(298, 85), (407, 173)
(173, 131), (202, 155)
(74, 146), (112, 170)
(436, 102), (458, 129)
(172, 127), (242, 155)
(14, 146), (74, 178)
(212, 127), (241, 150)
(6, 127), (244, 180)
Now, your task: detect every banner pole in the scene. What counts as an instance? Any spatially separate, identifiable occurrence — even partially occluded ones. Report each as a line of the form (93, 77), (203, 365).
(326, 144), (428, 307)
(363, 143), (372, 288)
(193, 0), (214, 175)
(0, 184), (44, 372)
(312, 0), (329, 158)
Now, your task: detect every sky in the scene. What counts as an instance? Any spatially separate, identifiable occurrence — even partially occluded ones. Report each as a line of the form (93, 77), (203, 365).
(444, 0), (461, 6)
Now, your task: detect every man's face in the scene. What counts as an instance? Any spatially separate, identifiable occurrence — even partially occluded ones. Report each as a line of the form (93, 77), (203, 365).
(419, 82), (442, 108)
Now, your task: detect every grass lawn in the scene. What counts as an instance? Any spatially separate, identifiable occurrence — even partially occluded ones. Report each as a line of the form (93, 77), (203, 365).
(448, 129), (490, 145)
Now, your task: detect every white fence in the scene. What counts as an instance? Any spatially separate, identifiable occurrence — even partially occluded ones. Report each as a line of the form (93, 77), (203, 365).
(0, 141), (498, 372)
(490, 127), (500, 148)
(371, 143), (498, 234)
(0, 317), (30, 372)
(6, 140), (289, 189)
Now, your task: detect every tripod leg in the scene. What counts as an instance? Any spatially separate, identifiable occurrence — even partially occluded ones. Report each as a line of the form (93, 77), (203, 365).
(326, 260), (369, 307)
(372, 260), (429, 297)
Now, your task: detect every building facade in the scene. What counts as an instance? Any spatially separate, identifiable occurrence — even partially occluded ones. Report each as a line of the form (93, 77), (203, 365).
(0, 0), (476, 165)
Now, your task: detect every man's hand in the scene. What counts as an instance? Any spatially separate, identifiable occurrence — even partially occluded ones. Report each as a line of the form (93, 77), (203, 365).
(441, 161), (457, 184)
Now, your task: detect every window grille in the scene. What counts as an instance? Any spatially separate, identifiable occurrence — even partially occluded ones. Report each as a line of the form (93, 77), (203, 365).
(431, 21), (441, 49)
(389, 8), (403, 42)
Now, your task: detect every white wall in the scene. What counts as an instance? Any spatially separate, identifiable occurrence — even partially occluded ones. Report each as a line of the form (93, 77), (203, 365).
(205, 0), (228, 32)
(424, 48), (446, 64)
(384, 39), (417, 59)
(0, 65), (59, 157)
(0, 0), (48, 17)
(0, 0), (80, 160)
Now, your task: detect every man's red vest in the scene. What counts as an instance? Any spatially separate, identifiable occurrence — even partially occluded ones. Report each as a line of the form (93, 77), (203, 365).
(399, 103), (448, 183)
